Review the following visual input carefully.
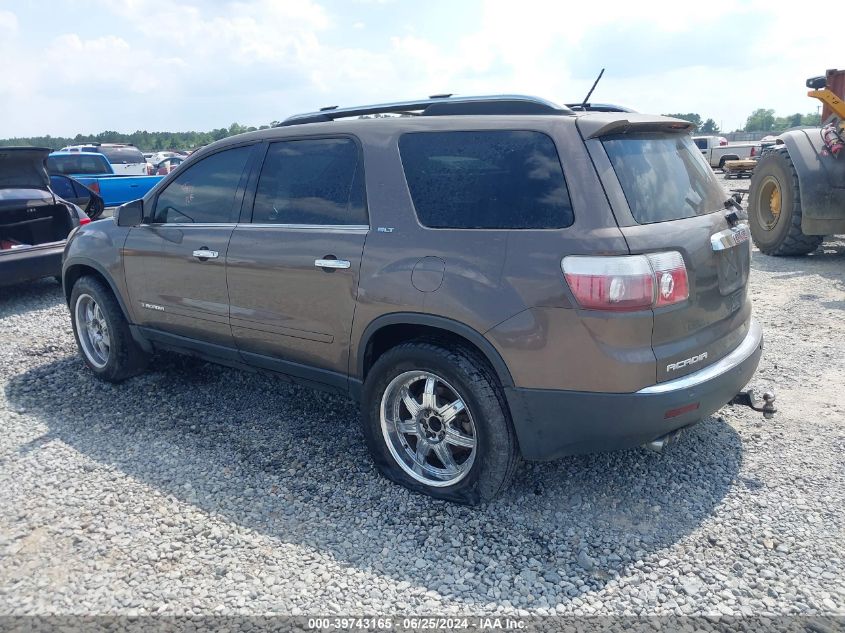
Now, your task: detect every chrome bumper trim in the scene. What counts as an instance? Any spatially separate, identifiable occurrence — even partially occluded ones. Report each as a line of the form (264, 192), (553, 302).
(637, 319), (762, 395)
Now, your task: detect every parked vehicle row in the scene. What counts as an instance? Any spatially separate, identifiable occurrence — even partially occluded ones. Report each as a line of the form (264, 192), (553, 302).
(60, 143), (148, 176)
(62, 95), (762, 504)
(46, 151), (164, 207)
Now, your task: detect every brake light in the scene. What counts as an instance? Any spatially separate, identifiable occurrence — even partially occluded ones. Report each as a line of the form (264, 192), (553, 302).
(719, 137), (728, 146)
(562, 252), (689, 311)
(79, 216), (91, 225)
(87, 181), (100, 194)
(750, 146), (757, 157)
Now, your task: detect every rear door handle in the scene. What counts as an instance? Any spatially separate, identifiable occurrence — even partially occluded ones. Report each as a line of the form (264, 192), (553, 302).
(193, 249), (219, 260)
(315, 258), (351, 269)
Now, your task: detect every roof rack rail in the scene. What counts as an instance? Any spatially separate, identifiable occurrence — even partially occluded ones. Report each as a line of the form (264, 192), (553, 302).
(279, 95), (573, 126)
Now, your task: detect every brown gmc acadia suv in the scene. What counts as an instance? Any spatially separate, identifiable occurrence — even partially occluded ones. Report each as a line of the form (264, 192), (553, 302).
(62, 95), (762, 504)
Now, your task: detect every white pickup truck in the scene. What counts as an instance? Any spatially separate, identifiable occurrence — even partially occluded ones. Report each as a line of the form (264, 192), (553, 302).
(693, 136), (760, 169)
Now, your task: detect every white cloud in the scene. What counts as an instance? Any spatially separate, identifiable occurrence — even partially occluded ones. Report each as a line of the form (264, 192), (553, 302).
(0, 0), (836, 136)
(0, 9), (17, 32)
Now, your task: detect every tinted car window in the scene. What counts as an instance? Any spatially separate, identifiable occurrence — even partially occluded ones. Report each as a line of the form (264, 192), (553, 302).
(398, 130), (573, 229)
(153, 146), (251, 224)
(49, 175), (76, 199)
(252, 138), (366, 226)
(46, 154), (111, 175)
(602, 133), (725, 224)
(693, 138), (707, 150)
(98, 146), (145, 164)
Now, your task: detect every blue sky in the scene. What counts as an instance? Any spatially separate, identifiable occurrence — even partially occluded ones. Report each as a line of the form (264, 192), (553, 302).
(0, 0), (833, 137)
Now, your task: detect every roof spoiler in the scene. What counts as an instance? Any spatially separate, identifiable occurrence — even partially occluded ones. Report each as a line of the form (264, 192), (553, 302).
(577, 114), (695, 139)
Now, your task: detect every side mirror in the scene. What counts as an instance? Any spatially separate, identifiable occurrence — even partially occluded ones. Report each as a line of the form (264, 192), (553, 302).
(115, 199), (143, 227)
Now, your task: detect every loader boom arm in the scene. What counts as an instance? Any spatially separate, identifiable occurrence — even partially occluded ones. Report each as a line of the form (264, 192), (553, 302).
(808, 88), (845, 122)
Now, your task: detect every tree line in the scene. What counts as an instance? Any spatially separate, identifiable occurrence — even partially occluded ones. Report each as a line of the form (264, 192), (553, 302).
(0, 108), (825, 149)
(663, 109), (821, 134)
(0, 122), (278, 151)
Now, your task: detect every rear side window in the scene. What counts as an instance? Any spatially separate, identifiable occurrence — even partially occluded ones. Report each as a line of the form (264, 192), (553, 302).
(398, 130), (573, 229)
(98, 146), (145, 164)
(602, 133), (726, 224)
(693, 138), (707, 150)
(46, 154), (111, 175)
(252, 138), (367, 226)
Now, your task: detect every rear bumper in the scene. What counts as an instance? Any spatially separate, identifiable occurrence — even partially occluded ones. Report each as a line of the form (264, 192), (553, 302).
(505, 319), (763, 460)
(0, 244), (64, 286)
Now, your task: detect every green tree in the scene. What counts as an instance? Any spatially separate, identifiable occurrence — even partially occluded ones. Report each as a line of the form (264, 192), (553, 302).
(801, 112), (821, 126)
(772, 113), (802, 131)
(663, 112), (702, 128)
(744, 108), (776, 132)
(699, 118), (720, 134)
(0, 122), (280, 151)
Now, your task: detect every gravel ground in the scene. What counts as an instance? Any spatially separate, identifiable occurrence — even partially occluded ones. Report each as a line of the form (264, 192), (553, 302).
(1, 173), (843, 617)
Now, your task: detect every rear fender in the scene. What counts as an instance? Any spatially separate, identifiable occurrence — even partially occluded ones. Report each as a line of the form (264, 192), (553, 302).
(779, 130), (845, 235)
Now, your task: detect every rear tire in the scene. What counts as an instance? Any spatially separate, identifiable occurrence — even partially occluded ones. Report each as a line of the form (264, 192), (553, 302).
(748, 149), (823, 256)
(70, 276), (149, 382)
(361, 341), (520, 505)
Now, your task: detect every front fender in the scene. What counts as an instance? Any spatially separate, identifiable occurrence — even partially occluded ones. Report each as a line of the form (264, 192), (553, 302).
(62, 219), (131, 320)
(779, 129), (845, 235)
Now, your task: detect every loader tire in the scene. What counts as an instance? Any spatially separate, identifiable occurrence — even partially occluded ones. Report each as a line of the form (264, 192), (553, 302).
(748, 148), (823, 256)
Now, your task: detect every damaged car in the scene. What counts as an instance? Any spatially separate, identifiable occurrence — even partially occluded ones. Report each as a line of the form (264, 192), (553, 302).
(1, 147), (90, 287)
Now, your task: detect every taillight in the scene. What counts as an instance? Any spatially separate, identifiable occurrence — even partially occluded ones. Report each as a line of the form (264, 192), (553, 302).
(87, 181), (100, 194)
(719, 137), (728, 146)
(79, 216), (91, 225)
(649, 251), (689, 307)
(562, 252), (689, 312)
(561, 256), (654, 311)
(750, 146), (757, 157)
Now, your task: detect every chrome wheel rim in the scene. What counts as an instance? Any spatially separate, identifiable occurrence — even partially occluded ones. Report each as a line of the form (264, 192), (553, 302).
(75, 294), (110, 368)
(380, 370), (477, 487)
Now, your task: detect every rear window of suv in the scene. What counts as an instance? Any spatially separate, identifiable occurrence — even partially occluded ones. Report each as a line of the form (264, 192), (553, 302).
(96, 146), (145, 165)
(602, 133), (725, 224)
(399, 130), (574, 229)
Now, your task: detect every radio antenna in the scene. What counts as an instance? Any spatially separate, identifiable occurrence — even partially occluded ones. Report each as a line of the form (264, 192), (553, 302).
(581, 68), (605, 108)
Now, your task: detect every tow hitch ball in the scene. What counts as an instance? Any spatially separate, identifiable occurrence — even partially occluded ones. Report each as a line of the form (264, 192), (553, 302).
(730, 389), (777, 419)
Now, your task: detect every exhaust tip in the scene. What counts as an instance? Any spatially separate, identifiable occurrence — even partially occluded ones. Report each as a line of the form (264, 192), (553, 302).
(643, 429), (683, 453)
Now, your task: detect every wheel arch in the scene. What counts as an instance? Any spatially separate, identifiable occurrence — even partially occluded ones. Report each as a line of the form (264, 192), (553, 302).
(357, 313), (514, 389)
(63, 259), (132, 325)
(64, 259), (154, 353)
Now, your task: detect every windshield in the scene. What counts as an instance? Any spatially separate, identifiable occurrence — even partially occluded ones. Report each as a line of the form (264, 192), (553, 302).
(602, 133), (725, 224)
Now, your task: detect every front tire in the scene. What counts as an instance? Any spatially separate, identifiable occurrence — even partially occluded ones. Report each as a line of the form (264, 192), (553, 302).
(361, 342), (520, 505)
(70, 276), (149, 382)
(748, 149), (823, 256)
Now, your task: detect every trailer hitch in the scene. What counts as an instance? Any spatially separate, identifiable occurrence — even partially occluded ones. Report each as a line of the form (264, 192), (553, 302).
(730, 389), (777, 419)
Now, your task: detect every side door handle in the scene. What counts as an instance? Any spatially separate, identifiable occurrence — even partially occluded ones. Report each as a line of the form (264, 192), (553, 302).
(315, 257), (351, 270)
(193, 248), (219, 260)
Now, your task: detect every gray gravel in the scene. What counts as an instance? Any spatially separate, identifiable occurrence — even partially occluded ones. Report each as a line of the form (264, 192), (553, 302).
(1, 173), (844, 616)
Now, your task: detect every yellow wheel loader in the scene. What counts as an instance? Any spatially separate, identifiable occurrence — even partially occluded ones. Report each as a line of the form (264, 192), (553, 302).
(748, 69), (845, 255)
